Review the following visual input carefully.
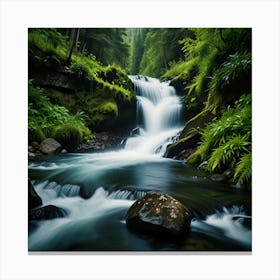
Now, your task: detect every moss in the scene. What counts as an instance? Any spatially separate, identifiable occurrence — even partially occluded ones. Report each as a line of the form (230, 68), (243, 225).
(186, 150), (202, 165)
(180, 108), (216, 139)
(53, 123), (92, 151)
(88, 99), (119, 129)
(28, 128), (46, 143)
(29, 29), (136, 134)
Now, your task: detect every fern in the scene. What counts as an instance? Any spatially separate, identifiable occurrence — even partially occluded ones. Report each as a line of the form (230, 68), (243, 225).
(207, 52), (251, 113)
(234, 152), (252, 184)
(207, 135), (250, 172)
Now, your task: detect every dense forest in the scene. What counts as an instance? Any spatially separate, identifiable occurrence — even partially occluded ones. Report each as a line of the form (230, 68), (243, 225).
(28, 27), (251, 186)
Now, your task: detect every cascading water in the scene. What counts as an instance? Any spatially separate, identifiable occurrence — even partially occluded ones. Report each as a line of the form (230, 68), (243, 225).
(124, 76), (183, 155)
(28, 75), (251, 252)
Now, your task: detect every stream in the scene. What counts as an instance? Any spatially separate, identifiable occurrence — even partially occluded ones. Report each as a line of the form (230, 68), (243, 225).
(28, 76), (251, 251)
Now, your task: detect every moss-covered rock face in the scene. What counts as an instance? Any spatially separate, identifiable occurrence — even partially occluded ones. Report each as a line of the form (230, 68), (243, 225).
(30, 66), (136, 132)
(29, 30), (136, 133)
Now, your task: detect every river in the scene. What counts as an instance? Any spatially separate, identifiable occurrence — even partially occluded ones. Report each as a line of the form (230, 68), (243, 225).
(28, 76), (251, 251)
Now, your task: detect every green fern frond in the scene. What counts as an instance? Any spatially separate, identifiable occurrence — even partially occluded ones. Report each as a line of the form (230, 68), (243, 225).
(234, 152), (252, 184)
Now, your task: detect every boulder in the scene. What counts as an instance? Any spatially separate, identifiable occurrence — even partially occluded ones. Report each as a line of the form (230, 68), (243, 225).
(126, 192), (192, 239)
(28, 179), (42, 209)
(164, 132), (200, 158)
(210, 173), (227, 183)
(29, 205), (67, 220)
(180, 109), (215, 139)
(39, 138), (62, 155)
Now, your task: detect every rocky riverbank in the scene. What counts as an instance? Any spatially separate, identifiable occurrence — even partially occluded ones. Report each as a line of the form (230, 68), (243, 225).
(28, 129), (130, 161)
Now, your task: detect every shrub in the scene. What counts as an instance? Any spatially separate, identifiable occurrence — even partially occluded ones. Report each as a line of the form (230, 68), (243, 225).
(207, 52), (251, 113)
(28, 82), (92, 146)
(234, 152), (252, 184)
(186, 102), (252, 183)
(53, 123), (91, 151)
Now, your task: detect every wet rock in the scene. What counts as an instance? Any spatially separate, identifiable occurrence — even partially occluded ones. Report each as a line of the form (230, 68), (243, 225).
(210, 173), (227, 183)
(30, 141), (40, 150)
(28, 151), (44, 161)
(164, 132), (200, 158)
(28, 145), (36, 153)
(198, 161), (208, 170)
(223, 169), (234, 179)
(29, 205), (67, 220)
(28, 152), (36, 160)
(126, 192), (192, 239)
(39, 138), (62, 155)
(174, 148), (197, 160)
(77, 131), (129, 152)
(28, 179), (42, 209)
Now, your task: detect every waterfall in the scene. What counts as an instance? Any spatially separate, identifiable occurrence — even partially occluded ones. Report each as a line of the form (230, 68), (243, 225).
(124, 76), (183, 155)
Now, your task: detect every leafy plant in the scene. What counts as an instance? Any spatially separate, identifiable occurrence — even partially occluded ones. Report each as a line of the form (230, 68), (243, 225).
(187, 102), (252, 184)
(234, 152), (252, 184)
(207, 135), (250, 172)
(207, 52), (251, 112)
(28, 81), (92, 146)
(53, 123), (91, 151)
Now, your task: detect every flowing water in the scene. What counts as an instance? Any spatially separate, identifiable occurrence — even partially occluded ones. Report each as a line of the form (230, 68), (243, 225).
(28, 76), (251, 252)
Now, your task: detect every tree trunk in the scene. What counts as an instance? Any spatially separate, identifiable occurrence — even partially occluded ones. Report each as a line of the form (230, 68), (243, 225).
(66, 28), (79, 64)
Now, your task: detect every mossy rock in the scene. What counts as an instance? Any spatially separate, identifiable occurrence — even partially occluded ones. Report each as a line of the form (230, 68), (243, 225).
(53, 124), (82, 151)
(180, 109), (216, 139)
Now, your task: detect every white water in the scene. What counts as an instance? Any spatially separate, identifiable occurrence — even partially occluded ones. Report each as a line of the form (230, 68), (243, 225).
(29, 182), (139, 250)
(125, 76), (183, 155)
(191, 206), (252, 246)
(29, 181), (252, 250)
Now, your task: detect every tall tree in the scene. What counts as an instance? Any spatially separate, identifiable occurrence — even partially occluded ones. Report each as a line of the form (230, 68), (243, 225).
(139, 28), (191, 77)
(128, 28), (149, 74)
(66, 28), (80, 64)
(77, 28), (130, 68)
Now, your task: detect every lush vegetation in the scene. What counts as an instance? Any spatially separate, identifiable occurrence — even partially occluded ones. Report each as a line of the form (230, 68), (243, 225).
(188, 95), (251, 185)
(126, 28), (193, 77)
(28, 81), (92, 151)
(28, 27), (252, 186)
(28, 28), (136, 149)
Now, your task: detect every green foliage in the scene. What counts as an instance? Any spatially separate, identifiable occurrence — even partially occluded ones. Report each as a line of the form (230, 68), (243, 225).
(187, 102), (252, 183)
(53, 123), (91, 151)
(88, 100), (118, 127)
(76, 28), (130, 68)
(207, 52), (251, 112)
(139, 28), (190, 77)
(207, 135), (250, 172)
(66, 62), (89, 78)
(28, 82), (92, 146)
(28, 28), (67, 62)
(194, 105), (251, 160)
(128, 28), (149, 74)
(234, 152), (252, 184)
(163, 28), (251, 115)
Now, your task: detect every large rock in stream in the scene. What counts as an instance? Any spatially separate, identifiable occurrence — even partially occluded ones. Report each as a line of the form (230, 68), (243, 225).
(39, 138), (62, 155)
(126, 192), (192, 239)
(29, 205), (67, 220)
